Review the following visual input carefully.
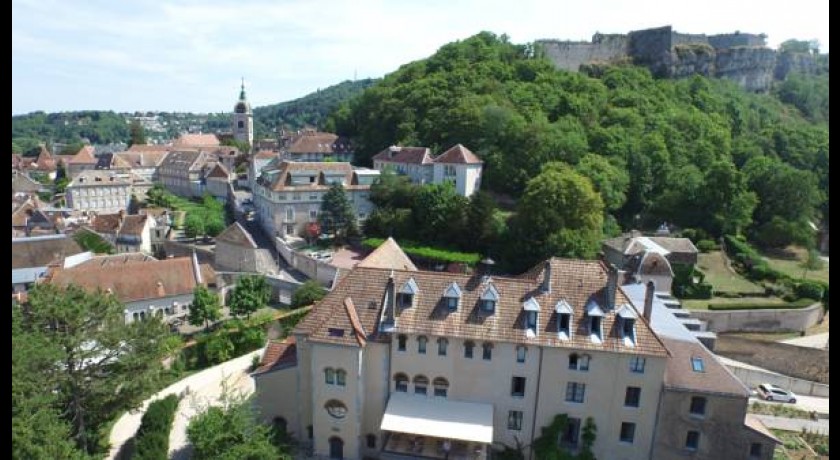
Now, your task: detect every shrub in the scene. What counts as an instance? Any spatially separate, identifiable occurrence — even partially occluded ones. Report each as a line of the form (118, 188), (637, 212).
(695, 239), (717, 253)
(682, 282), (713, 299)
(291, 280), (327, 308)
(134, 394), (180, 460)
(276, 307), (311, 338)
(362, 237), (481, 265)
(708, 298), (818, 310)
(203, 333), (235, 365)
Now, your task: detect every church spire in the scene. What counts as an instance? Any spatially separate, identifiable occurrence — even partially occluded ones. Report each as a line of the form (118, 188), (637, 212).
(239, 77), (247, 101)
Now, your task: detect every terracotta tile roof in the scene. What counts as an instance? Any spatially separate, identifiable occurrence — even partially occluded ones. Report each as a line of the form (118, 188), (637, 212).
(296, 245), (668, 355)
(216, 222), (258, 249)
(69, 146), (97, 164)
(127, 144), (172, 153)
(744, 414), (781, 443)
(12, 154), (22, 169)
(285, 131), (352, 155)
(372, 146), (434, 165)
(118, 215), (149, 236)
(433, 144), (483, 164)
(254, 149), (278, 160)
(357, 237), (418, 271)
(205, 163), (230, 179)
(267, 161), (359, 192)
(174, 133), (220, 148)
(254, 337), (298, 374)
(12, 173), (45, 193)
(69, 170), (132, 187)
(90, 213), (124, 234)
(34, 146), (57, 171)
(47, 256), (200, 303)
(73, 253), (156, 268)
(12, 200), (37, 227)
(661, 337), (749, 397)
(114, 150), (170, 168)
(200, 263), (217, 286)
(343, 297), (367, 346)
(12, 235), (84, 269)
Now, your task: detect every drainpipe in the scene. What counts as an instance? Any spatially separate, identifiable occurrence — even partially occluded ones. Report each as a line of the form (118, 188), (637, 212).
(528, 346), (544, 460)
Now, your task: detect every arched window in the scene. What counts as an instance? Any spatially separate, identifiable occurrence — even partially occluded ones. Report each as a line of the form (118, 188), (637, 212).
(433, 377), (449, 397)
(437, 337), (448, 356)
(324, 400), (348, 420)
(394, 373), (408, 392)
(325, 367), (336, 384)
(335, 369), (347, 386)
(464, 340), (475, 359)
(413, 375), (429, 395)
(397, 334), (407, 352)
(417, 335), (428, 354)
(482, 342), (494, 361)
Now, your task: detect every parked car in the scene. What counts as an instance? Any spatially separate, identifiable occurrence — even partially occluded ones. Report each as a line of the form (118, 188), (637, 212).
(757, 383), (797, 403)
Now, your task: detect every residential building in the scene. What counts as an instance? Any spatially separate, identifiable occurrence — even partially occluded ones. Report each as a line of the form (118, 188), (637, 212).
(281, 130), (353, 163)
(157, 150), (214, 198)
(12, 234), (85, 294)
(372, 144), (484, 197)
(214, 222), (277, 273)
(65, 145), (98, 177)
(253, 239), (776, 460)
(12, 171), (48, 195)
(253, 161), (378, 239)
(602, 232), (699, 293)
(205, 163), (232, 200)
(65, 170), (152, 214)
(87, 211), (155, 254)
(138, 208), (172, 256)
(233, 80), (254, 147)
(32, 146), (58, 180)
(113, 144), (172, 181)
(249, 149), (279, 190)
(45, 252), (207, 324)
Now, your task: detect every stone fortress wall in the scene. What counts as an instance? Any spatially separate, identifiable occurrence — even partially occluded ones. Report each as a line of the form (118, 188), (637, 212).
(538, 25), (822, 92)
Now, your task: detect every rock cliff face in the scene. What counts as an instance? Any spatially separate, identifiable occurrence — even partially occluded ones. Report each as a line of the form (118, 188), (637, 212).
(537, 26), (825, 92)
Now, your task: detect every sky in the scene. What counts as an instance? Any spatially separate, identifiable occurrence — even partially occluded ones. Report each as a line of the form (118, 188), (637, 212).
(12, 0), (829, 115)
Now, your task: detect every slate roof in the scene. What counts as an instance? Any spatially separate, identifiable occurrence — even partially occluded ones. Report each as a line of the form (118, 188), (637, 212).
(603, 234), (698, 265)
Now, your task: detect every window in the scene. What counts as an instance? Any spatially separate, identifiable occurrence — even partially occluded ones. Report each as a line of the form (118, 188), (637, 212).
(624, 387), (641, 407)
(511, 377), (526, 398)
(560, 417), (581, 448)
(397, 334), (407, 352)
(417, 336), (427, 354)
(366, 434), (377, 449)
(443, 282), (461, 311)
(464, 341), (475, 359)
(480, 284), (498, 313)
(621, 317), (635, 342)
(590, 316), (602, 339)
(685, 431), (700, 450)
(394, 373), (408, 392)
(309, 193), (318, 200)
(335, 369), (346, 386)
(446, 296), (458, 311)
(307, 425), (313, 440)
(569, 354), (590, 371)
(565, 382), (586, 403)
(397, 293), (413, 308)
(689, 396), (707, 416)
(437, 338), (448, 356)
(480, 299), (496, 313)
(482, 342), (493, 361)
(309, 209), (317, 220)
(285, 207), (294, 221)
(433, 377), (449, 397)
(507, 411), (523, 431)
(557, 312), (571, 338)
(238, 120), (244, 129)
(691, 357), (705, 372)
(516, 346), (527, 363)
(413, 375), (428, 395)
(325, 368), (335, 385)
(749, 443), (763, 458)
(525, 311), (538, 331)
(629, 356), (646, 373)
(619, 422), (636, 443)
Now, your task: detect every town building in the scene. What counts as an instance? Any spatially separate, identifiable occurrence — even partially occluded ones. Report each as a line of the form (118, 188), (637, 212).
(65, 145), (98, 177)
(281, 130), (353, 163)
(12, 234), (85, 294)
(602, 232), (699, 293)
(113, 144), (172, 182)
(253, 161), (378, 239)
(249, 149), (279, 190)
(233, 80), (254, 147)
(253, 238), (776, 460)
(372, 144), (483, 197)
(65, 170), (153, 214)
(87, 211), (155, 254)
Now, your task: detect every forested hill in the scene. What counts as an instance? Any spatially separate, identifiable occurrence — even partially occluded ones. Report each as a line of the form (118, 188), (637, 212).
(330, 31), (828, 247)
(11, 79), (377, 154)
(253, 78), (377, 134)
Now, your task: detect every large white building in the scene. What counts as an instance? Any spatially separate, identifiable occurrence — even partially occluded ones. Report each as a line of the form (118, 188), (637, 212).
(253, 239), (777, 460)
(65, 170), (152, 213)
(253, 161), (379, 239)
(372, 144), (483, 197)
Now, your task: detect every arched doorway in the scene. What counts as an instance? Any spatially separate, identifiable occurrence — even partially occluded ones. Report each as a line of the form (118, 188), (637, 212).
(329, 436), (344, 459)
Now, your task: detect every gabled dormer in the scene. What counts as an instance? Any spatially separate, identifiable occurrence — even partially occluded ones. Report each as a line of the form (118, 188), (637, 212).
(479, 282), (499, 313)
(585, 298), (604, 344)
(443, 282), (461, 311)
(398, 278), (418, 308)
(615, 303), (637, 347)
(523, 297), (540, 337)
(555, 299), (573, 340)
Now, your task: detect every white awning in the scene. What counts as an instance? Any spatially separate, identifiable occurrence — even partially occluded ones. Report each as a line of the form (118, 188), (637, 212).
(381, 393), (494, 444)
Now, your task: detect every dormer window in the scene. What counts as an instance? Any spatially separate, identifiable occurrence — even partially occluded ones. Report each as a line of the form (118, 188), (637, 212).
(616, 304), (637, 347)
(443, 282), (461, 311)
(555, 299), (573, 340)
(480, 283), (499, 313)
(586, 298), (605, 344)
(398, 278), (418, 308)
(522, 297), (540, 337)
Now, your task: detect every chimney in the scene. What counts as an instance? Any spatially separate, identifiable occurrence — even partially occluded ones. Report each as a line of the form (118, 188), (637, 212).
(541, 260), (552, 293)
(605, 265), (618, 310)
(643, 280), (655, 322)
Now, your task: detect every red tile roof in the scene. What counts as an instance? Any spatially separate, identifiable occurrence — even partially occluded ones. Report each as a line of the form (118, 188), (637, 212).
(205, 163), (230, 179)
(372, 146), (434, 165)
(174, 133), (220, 148)
(434, 144), (483, 164)
(254, 337), (298, 374)
(356, 237), (417, 271)
(69, 146), (97, 164)
(267, 161), (368, 192)
(216, 222), (257, 249)
(34, 146), (57, 171)
(285, 131), (352, 155)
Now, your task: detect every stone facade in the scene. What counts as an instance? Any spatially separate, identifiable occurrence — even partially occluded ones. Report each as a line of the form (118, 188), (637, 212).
(66, 170), (152, 214)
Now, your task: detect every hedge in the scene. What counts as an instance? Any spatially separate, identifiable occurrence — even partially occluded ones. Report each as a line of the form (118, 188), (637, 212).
(134, 394), (180, 460)
(708, 298), (818, 311)
(362, 238), (480, 265)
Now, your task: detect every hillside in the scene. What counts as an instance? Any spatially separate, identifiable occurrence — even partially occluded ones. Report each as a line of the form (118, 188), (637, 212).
(330, 32), (828, 250)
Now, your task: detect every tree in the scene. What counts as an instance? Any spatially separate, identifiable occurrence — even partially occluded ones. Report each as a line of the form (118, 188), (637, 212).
(128, 119), (147, 147)
(189, 285), (222, 332)
(464, 191), (502, 254)
(229, 275), (270, 319)
(187, 394), (289, 460)
(575, 153), (629, 213)
(184, 213), (206, 241)
(509, 163), (604, 271)
(319, 182), (358, 244)
(412, 182), (469, 244)
(291, 280), (327, 308)
(24, 284), (170, 455)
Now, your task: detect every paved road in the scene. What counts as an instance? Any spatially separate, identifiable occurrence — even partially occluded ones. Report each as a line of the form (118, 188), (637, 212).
(751, 414), (829, 435)
(749, 395), (830, 415)
(106, 348), (263, 460)
(780, 332), (829, 349)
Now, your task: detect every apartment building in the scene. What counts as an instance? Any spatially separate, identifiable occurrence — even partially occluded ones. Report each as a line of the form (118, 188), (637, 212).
(372, 144), (483, 197)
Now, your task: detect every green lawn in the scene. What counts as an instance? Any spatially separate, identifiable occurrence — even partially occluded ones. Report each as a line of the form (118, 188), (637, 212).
(681, 296), (786, 310)
(696, 251), (764, 294)
(763, 249), (829, 284)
